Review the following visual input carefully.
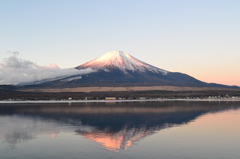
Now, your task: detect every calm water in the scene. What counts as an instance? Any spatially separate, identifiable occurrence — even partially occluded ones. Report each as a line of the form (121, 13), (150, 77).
(0, 101), (240, 159)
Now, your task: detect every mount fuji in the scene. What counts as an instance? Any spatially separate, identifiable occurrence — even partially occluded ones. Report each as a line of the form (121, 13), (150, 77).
(24, 51), (234, 88)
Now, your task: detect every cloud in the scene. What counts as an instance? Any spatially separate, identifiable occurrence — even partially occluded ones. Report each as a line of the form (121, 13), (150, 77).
(0, 52), (94, 85)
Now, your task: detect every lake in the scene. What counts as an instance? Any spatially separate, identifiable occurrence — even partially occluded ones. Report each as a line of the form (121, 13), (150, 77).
(0, 101), (240, 159)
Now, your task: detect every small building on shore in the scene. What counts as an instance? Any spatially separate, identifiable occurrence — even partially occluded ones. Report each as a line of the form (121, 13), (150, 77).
(105, 97), (116, 100)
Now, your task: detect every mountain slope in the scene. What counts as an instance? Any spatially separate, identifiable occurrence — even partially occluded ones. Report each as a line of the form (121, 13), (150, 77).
(73, 51), (204, 86)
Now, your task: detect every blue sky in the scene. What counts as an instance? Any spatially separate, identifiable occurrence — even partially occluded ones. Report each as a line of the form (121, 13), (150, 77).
(1, 0), (240, 86)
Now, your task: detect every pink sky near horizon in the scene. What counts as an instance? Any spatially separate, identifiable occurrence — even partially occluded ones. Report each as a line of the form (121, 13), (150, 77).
(197, 74), (240, 87)
(186, 69), (240, 86)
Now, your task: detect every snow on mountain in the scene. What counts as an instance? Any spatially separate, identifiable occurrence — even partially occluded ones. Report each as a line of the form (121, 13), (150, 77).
(76, 51), (168, 75)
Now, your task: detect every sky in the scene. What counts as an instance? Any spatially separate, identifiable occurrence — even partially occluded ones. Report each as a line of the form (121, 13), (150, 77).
(1, 0), (240, 86)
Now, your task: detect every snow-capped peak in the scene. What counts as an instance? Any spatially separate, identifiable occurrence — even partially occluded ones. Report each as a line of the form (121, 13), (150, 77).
(76, 51), (168, 74)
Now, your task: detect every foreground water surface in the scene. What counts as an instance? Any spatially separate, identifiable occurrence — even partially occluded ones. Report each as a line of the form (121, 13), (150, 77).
(0, 101), (240, 159)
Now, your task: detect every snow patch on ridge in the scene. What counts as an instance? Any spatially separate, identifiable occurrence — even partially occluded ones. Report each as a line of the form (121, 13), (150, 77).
(61, 76), (82, 82)
(76, 51), (168, 75)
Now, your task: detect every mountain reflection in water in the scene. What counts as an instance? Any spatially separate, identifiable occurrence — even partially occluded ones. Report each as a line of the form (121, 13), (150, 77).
(0, 101), (239, 151)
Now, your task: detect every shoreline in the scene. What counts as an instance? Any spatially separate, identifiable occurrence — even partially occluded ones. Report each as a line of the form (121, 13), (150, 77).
(1, 98), (240, 104)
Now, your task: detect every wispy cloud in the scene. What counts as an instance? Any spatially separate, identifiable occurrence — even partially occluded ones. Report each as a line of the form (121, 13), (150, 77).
(0, 52), (94, 85)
